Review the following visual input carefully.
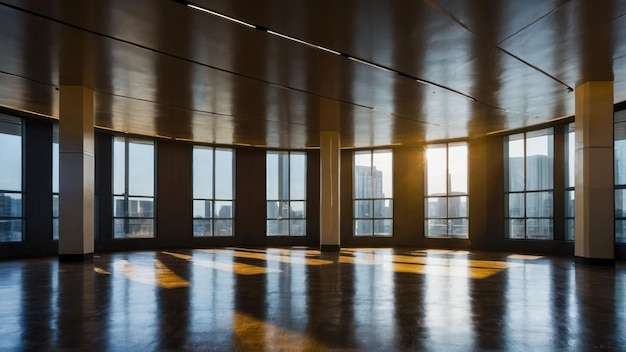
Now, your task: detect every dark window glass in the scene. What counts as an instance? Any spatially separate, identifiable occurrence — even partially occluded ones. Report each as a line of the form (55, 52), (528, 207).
(0, 115), (23, 242)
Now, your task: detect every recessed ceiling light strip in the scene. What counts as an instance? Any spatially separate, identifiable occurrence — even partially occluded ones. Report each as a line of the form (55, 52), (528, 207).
(266, 30), (341, 55)
(179, 0), (486, 105)
(267, 30), (314, 47)
(313, 45), (342, 56)
(183, 1), (342, 56)
(346, 56), (394, 73)
(187, 4), (256, 28)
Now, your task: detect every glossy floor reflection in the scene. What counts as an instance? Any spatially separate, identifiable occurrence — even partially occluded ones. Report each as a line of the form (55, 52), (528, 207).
(1, 248), (625, 351)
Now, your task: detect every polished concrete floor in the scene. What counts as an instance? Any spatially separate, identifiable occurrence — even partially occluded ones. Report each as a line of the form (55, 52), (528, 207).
(0, 248), (625, 351)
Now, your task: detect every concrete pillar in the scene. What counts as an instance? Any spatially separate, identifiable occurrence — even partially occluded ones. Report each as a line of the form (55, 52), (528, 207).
(574, 81), (614, 265)
(320, 131), (341, 251)
(58, 85), (95, 261)
(320, 98), (341, 252)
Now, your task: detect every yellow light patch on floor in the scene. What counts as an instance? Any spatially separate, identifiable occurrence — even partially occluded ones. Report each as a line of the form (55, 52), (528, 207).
(231, 250), (333, 266)
(341, 248), (392, 254)
(162, 249), (519, 279)
(113, 259), (190, 288)
(411, 249), (456, 255)
(94, 267), (110, 275)
(161, 250), (281, 275)
(507, 254), (544, 260)
(154, 259), (190, 288)
(233, 311), (324, 351)
(391, 262), (504, 279)
(339, 253), (516, 279)
(205, 260), (282, 275)
(161, 251), (193, 260)
(391, 255), (520, 270)
(338, 254), (379, 265)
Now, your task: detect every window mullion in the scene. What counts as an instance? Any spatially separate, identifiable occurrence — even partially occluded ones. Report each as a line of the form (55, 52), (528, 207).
(371, 151), (375, 235)
(212, 147), (216, 236)
(125, 138), (129, 199)
(521, 134), (525, 220)
(287, 152), (291, 235)
(446, 143), (450, 223)
(124, 139), (130, 232)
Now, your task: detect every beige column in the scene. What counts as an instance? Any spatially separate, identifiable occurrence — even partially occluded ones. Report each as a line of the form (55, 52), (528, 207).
(320, 98), (341, 252)
(574, 81), (615, 265)
(58, 85), (95, 261)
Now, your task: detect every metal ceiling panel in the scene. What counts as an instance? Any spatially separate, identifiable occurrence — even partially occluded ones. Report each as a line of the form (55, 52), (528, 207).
(0, 0), (625, 148)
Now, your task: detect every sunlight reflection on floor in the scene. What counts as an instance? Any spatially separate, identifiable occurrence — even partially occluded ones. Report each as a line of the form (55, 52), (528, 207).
(105, 248), (530, 290)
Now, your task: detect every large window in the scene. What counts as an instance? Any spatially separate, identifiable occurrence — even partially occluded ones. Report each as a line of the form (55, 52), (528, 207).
(113, 137), (155, 238)
(505, 128), (554, 239)
(0, 115), (23, 242)
(425, 142), (468, 238)
(52, 125), (59, 240)
(266, 151), (306, 236)
(615, 110), (626, 243)
(193, 146), (234, 237)
(565, 123), (575, 241)
(353, 150), (393, 236)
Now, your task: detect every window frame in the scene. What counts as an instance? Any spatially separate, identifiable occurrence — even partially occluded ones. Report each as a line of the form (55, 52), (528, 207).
(614, 109), (626, 244)
(353, 149), (393, 237)
(266, 150), (307, 237)
(192, 145), (235, 237)
(424, 141), (469, 239)
(0, 114), (24, 243)
(504, 128), (555, 240)
(564, 123), (575, 241)
(52, 124), (59, 240)
(112, 136), (156, 239)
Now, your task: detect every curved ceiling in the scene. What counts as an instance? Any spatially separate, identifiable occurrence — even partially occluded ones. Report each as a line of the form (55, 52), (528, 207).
(0, 0), (625, 148)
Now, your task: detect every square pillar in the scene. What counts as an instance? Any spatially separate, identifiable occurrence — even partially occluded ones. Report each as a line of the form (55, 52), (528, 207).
(574, 81), (614, 265)
(320, 98), (341, 252)
(320, 131), (341, 251)
(58, 86), (95, 261)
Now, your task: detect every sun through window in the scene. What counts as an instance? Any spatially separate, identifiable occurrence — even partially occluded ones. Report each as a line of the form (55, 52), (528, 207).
(353, 150), (393, 236)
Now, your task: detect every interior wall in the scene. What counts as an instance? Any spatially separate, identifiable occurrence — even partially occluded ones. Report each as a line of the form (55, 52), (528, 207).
(340, 150), (354, 245)
(95, 132), (112, 242)
(13, 119), (57, 258)
(468, 136), (490, 250)
(234, 147), (267, 246)
(393, 146), (423, 245)
(24, 119), (54, 246)
(483, 135), (506, 250)
(156, 140), (193, 248)
(0, 115), (620, 260)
